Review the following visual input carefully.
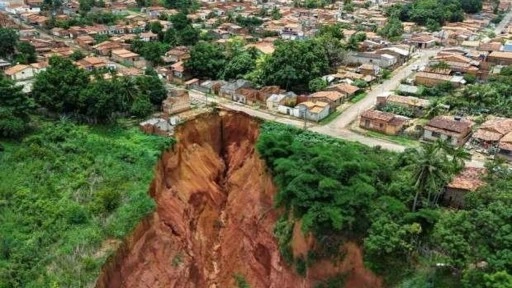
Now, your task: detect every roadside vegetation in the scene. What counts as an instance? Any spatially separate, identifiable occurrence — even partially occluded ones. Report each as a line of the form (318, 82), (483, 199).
(257, 122), (512, 287)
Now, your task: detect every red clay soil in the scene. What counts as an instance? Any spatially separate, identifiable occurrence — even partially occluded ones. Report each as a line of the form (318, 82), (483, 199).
(95, 111), (382, 288)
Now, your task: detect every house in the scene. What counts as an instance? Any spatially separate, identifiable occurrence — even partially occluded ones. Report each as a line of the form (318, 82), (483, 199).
(409, 35), (437, 49)
(443, 167), (485, 208)
(76, 35), (95, 49)
(487, 51), (512, 65)
(0, 58), (11, 71)
(477, 42), (502, 53)
(162, 90), (191, 116)
(498, 132), (512, 160)
(139, 31), (158, 42)
(266, 93), (287, 111)
(471, 117), (512, 150)
(139, 118), (173, 136)
(359, 109), (409, 135)
(164, 46), (190, 63)
(358, 63), (380, 76)
(346, 52), (397, 68)
(326, 83), (360, 97)
(219, 80), (253, 99)
(295, 101), (330, 122)
(423, 116), (474, 146)
(414, 72), (465, 87)
(309, 91), (345, 111)
(93, 41), (123, 56)
(376, 94), (430, 116)
(375, 47), (410, 65)
(75, 56), (107, 71)
(4, 64), (34, 81)
(110, 49), (140, 65)
(168, 61), (191, 84)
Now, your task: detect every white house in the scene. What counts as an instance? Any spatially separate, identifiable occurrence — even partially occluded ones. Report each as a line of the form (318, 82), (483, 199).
(266, 94), (287, 111)
(4, 64), (35, 81)
(295, 101), (330, 122)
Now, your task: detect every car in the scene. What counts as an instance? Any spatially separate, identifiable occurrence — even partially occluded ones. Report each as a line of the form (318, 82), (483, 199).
(411, 65), (419, 71)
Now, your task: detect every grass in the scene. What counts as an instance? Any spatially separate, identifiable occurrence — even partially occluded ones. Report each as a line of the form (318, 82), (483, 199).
(350, 93), (367, 103)
(319, 110), (342, 125)
(0, 120), (173, 287)
(366, 130), (419, 147)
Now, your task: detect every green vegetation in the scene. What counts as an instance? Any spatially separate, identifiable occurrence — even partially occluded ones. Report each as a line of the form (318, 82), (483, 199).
(0, 74), (34, 138)
(378, 103), (416, 118)
(257, 122), (510, 286)
(0, 28), (37, 64)
(349, 92), (367, 103)
(185, 30), (345, 92)
(319, 110), (342, 125)
(390, 0), (482, 28)
(233, 273), (251, 288)
(0, 121), (173, 287)
(32, 56), (166, 122)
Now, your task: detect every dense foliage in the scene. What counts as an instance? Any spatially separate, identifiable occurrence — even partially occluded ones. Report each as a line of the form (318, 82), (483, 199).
(0, 28), (38, 63)
(31, 56), (166, 122)
(0, 122), (173, 287)
(0, 74), (34, 138)
(390, 0), (482, 28)
(257, 122), (509, 287)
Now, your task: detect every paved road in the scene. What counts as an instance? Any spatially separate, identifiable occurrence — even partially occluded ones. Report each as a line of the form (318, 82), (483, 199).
(494, 8), (512, 35)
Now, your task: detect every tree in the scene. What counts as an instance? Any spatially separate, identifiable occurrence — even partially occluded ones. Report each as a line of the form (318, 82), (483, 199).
(135, 74), (167, 105)
(148, 21), (163, 34)
(379, 17), (404, 40)
(163, 28), (178, 46)
(0, 74), (33, 138)
(78, 77), (121, 122)
(484, 271), (512, 288)
(0, 28), (18, 59)
(308, 77), (328, 92)
(69, 50), (85, 61)
(317, 24), (345, 40)
(139, 41), (168, 65)
(32, 56), (90, 113)
(179, 26), (199, 46)
(185, 41), (227, 79)
(170, 12), (191, 31)
(221, 51), (256, 80)
(460, 0), (482, 13)
(15, 42), (37, 64)
(259, 40), (329, 91)
(408, 143), (452, 211)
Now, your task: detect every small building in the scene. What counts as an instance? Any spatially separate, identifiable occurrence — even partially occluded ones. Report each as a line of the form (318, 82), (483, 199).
(498, 132), (512, 160)
(471, 117), (512, 150)
(423, 116), (474, 146)
(219, 79), (252, 99)
(168, 61), (191, 84)
(414, 72), (465, 87)
(309, 91), (345, 111)
(326, 83), (360, 97)
(358, 63), (380, 76)
(376, 94), (430, 116)
(162, 90), (191, 116)
(139, 31), (158, 42)
(164, 46), (190, 63)
(0, 58), (11, 71)
(296, 101), (330, 122)
(266, 93), (287, 111)
(4, 64), (34, 81)
(93, 41), (123, 56)
(443, 167), (486, 208)
(110, 49), (140, 65)
(397, 84), (420, 95)
(139, 118), (173, 136)
(359, 109), (409, 135)
(487, 51), (512, 65)
(76, 35), (95, 49)
(409, 35), (436, 49)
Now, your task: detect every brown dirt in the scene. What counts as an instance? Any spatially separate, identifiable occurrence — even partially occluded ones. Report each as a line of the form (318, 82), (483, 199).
(96, 111), (382, 288)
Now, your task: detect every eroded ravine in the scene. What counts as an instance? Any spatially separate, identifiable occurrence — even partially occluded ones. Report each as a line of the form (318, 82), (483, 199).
(96, 111), (382, 288)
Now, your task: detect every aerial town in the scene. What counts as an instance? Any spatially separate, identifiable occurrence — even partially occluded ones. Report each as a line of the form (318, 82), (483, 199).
(1, 0), (512, 286)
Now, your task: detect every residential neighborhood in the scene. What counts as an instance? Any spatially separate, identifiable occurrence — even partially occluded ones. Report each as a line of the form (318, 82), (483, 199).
(1, 0), (512, 205)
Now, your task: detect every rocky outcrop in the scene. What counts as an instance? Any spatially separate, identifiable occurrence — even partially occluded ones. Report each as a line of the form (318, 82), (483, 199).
(96, 111), (382, 288)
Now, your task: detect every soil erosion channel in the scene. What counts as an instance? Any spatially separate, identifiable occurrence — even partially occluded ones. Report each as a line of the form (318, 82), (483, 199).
(96, 111), (381, 288)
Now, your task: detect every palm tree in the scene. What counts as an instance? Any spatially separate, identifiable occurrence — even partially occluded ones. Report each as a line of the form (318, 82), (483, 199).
(410, 142), (451, 211)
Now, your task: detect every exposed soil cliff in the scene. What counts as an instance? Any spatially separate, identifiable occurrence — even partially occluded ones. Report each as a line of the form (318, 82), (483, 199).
(96, 111), (382, 288)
